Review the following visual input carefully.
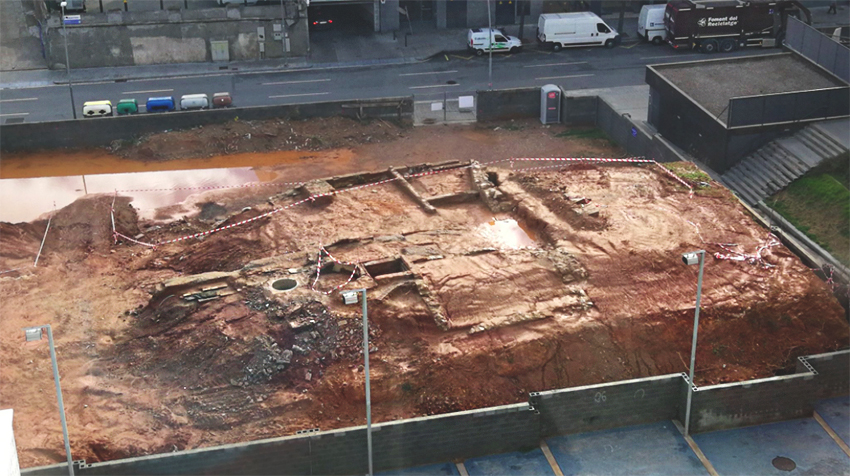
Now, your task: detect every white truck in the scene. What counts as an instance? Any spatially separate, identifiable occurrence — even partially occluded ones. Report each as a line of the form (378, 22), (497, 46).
(638, 4), (666, 45)
(537, 12), (620, 51)
(467, 28), (523, 56)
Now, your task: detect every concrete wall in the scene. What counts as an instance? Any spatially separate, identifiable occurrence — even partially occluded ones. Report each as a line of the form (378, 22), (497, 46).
(531, 374), (684, 437)
(379, 0), (400, 32)
(467, 0), (489, 28)
(477, 87), (539, 121)
(45, 4), (308, 68)
(0, 97), (413, 152)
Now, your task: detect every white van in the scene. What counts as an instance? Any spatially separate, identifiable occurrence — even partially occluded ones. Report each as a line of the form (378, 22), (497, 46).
(537, 12), (620, 51)
(82, 100), (113, 117)
(467, 28), (523, 56)
(638, 4), (666, 45)
(180, 94), (209, 110)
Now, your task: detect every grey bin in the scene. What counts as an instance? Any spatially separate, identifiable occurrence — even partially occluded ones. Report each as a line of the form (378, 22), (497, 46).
(540, 84), (561, 125)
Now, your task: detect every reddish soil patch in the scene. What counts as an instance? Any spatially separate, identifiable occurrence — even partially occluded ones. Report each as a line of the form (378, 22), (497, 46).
(1, 120), (846, 469)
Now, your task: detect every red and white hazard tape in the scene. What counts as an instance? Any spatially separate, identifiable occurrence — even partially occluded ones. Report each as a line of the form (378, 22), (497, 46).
(311, 245), (359, 295)
(509, 156), (653, 165)
(506, 156), (694, 197)
(116, 181), (305, 194)
(653, 162), (694, 198)
(112, 164), (474, 248)
(0, 265), (33, 276)
(713, 232), (781, 269)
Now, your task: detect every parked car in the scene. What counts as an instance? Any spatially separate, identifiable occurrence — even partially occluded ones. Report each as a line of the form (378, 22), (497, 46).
(146, 96), (176, 112)
(115, 98), (138, 115)
(180, 94), (209, 110)
(537, 12), (620, 51)
(638, 4), (666, 45)
(82, 100), (113, 117)
(468, 28), (523, 56)
(212, 92), (233, 108)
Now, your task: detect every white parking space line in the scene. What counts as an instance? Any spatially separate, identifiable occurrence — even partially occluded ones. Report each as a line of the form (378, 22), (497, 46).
(409, 84), (461, 89)
(399, 70), (458, 77)
(0, 112), (30, 117)
(639, 55), (698, 60)
(122, 89), (174, 95)
(535, 74), (594, 81)
(523, 62), (587, 68)
(262, 78), (331, 86)
(268, 92), (330, 99)
(0, 97), (38, 103)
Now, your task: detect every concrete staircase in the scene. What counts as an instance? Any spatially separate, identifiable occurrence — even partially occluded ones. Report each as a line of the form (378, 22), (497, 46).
(721, 119), (850, 205)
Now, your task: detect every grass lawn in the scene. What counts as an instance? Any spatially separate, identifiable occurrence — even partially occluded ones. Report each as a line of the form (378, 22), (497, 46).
(768, 154), (850, 266)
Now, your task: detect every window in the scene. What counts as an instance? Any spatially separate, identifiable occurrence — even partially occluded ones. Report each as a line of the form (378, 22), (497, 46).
(597, 23), (610, 33)
(495, 35), (507, 42)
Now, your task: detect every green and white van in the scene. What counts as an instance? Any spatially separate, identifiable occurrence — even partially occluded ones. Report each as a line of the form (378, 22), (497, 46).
(467, 28), (522, 56)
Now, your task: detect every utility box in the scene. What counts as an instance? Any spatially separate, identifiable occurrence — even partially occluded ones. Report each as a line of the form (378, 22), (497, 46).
(540, 84), (561, 124)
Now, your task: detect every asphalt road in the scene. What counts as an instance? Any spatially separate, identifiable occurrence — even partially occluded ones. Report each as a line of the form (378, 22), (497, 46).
(0, 42), (777, 123)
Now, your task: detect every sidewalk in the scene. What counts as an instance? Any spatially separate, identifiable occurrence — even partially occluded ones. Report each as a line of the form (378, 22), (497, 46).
(1, 3), (845, 90)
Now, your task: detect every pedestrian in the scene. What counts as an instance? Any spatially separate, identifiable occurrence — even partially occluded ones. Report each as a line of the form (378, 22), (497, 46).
(828, 2), (837, 14)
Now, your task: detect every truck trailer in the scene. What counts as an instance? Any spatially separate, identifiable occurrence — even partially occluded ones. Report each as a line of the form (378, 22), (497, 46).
(664, 0), (811, 53)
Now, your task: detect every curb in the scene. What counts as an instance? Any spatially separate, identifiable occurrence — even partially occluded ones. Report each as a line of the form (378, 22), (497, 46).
(44, 55), (437, 87)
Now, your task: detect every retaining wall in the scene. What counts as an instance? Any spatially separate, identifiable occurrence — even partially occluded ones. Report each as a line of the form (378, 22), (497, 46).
(20, 351), (849, 475)
(476, 88), (540, 122)
(530, 374), (683, 437)
(0, 98), (413, 152)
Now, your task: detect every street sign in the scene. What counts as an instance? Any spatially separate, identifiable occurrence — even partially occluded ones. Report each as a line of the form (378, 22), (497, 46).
(63, 15), (81, 25)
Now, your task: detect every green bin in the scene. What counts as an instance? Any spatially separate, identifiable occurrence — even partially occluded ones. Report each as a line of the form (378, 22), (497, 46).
(116, 98), (138, 115)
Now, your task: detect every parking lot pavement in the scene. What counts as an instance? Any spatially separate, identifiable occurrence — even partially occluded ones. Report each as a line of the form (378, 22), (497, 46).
(816, 396), (850, 447)
(545, 421), (708, 476)
(464, 448), (555, 475)
(693, 418), (850, 475)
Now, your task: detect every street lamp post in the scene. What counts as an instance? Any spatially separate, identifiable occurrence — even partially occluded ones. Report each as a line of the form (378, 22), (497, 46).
(681, 250), (705, 436)
(24, 325), (74, 476)
(59, 2), (77, 120)
(342, 289), (373, 476)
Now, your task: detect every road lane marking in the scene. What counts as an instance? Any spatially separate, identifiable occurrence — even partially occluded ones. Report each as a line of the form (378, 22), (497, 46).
(122, 89), (174, 95)
(268, 92), (330, 99)
(0, 97), (38, 103)
(399, 70), (458, 77)
(0, 112), (30, 116)
(535, 74), (594, 80)
(409, 84), (460, 89)
(262, 78), (331, 86)
(640, 55), (697, 60)
(524, 61), (587, 68)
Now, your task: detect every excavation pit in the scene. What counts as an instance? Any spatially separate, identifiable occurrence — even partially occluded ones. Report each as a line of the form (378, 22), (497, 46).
(271, 278), (298, 292)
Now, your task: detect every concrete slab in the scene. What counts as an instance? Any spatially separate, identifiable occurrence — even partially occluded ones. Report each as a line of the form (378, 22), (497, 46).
(464, 448), (555, 476)
(545, 421), (708, 475)
(813, 118), (850, 151)
(377, 462), (460, 475)
(693, 418), (850, 476)
(816, 396), (850, 447)
(775, 137), (823, 168)
(564, 85), (650, 122)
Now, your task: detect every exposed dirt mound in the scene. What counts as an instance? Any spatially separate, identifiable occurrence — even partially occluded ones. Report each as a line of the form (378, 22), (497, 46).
(111, 117), (407, 162)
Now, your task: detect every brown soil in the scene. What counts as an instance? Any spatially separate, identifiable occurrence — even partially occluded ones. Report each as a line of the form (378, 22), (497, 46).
(1, 118), (847, 469)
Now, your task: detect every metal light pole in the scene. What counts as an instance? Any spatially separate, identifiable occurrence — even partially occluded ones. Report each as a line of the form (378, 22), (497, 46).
(681, 250), (705, 436)
(59, 2), (77, 120)
(486, 0), (493, 89)
(280, 0), (287, 64)
(342, 289), (373, 476)
(24, 325), (74, 476)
